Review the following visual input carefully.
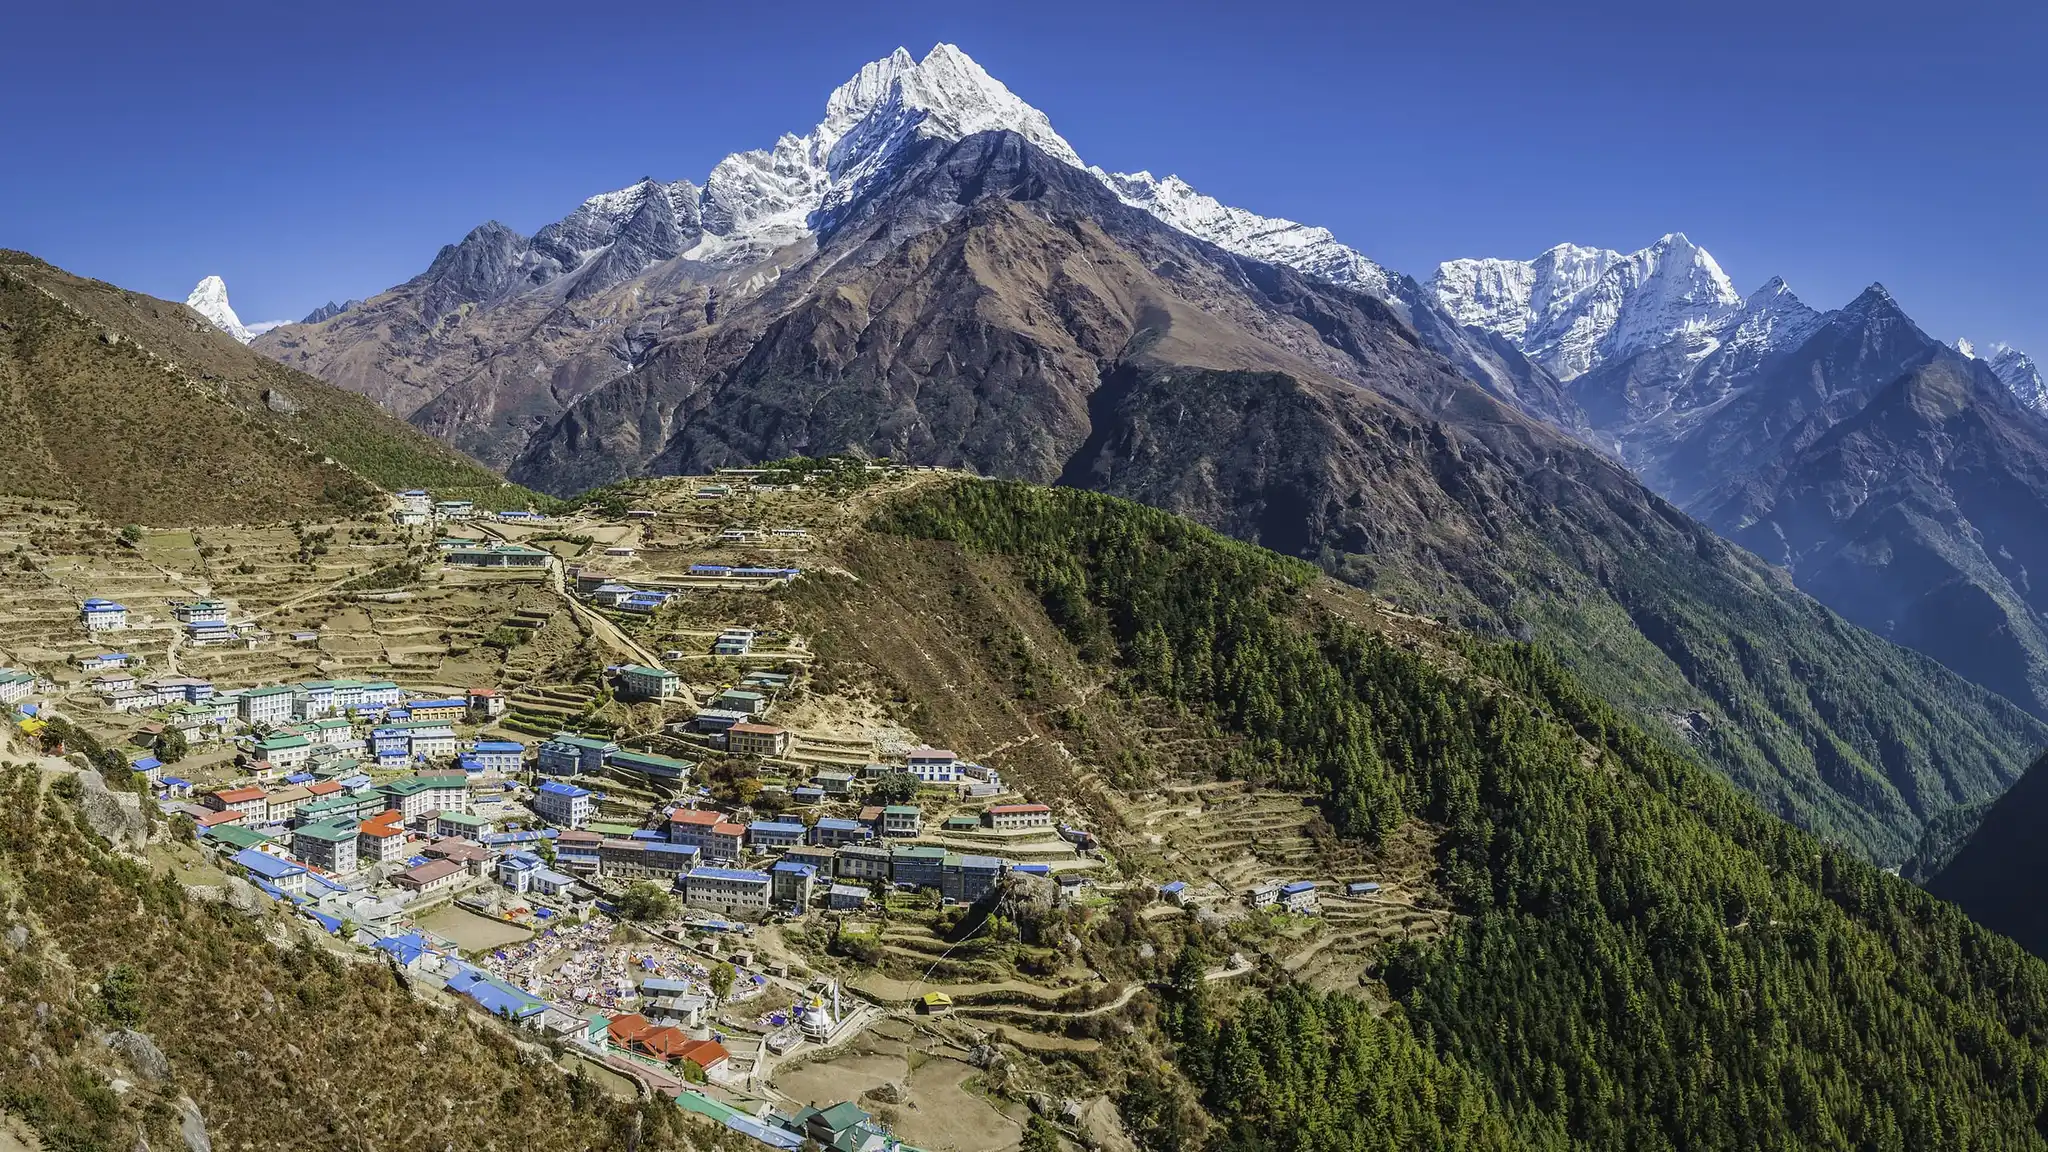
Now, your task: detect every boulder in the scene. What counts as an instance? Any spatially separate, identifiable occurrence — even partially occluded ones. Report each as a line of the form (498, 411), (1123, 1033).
(105, 1029), (170, 1083)
(176, 1097), (211, 1152)
(75, 771), (147, 851)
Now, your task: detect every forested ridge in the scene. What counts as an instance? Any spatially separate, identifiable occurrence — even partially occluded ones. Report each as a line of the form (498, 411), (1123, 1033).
(881, 479), (2048, 1152)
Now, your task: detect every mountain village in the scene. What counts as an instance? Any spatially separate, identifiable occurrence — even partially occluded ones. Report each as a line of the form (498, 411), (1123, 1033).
(0, 462), (1422, 1152)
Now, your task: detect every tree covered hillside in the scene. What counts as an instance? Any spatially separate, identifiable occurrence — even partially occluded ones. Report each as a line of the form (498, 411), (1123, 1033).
(881, 480), (2048, 1151)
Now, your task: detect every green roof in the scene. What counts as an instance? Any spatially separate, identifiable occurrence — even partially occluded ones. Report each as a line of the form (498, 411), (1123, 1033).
(814, 1101), (870, 1135)
(883, 805), (919, 816)
(256, 734), (312, 751)
(294, 820), (358, 844)
(588, 822), (640, 836)
(381, 774), (467, 797)
(206, 826), (273, 850)
(619, 664), (678, 679)
(436, 812), (488, 828)
(549, 733), (617, 751)
(891, 845), (945, 861)
(608, 749), (696, 772)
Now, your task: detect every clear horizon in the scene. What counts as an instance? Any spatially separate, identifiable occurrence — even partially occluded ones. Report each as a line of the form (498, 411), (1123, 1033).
(7, 0), (2043, 352)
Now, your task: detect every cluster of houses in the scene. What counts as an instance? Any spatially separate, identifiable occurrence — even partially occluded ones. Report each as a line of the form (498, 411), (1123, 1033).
(392, 490), (550, 529)
(74, 595), (279, 648)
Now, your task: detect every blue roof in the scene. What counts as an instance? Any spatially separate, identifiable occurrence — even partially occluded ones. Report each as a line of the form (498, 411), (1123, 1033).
(410, 698), (465, 709)
(772, 861), (817, 876)
(162, 776), (192, 788)
(1281, 881), (1317, 895)
(472, 740), (525, 753)
(1012, 864), (1052, 875)
(688, 867), (769, 884)
(638, 977), (695, 995)
(647, 842), (699, 857)
(536, 781), (590, 798)
(958, 855), (1006, 870)
(1159, 881), (1187, 894)
(284, 771), (313, 784)
(815, 817), (862, 831)
(306, 873), (349, 894)
(373, 932), (431, 965)
(480, 830), (557, 845)
(131, 757), (162, 771)
(250, 878), (288, 900)
(303, 910), (343, 933)
(749, 821), (805, 836)
(533, 868), (574, 887)
(231, 849), (305, 880)
(630, 829), (665, 841)
(83, 598), (124, 609)
(466, 976), (547, 1019)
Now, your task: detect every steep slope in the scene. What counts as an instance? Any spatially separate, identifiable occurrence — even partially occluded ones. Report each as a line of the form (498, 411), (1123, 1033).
(1929, 748), (2048, 958)
(0, 252), (530, 524)
(1706, 352), (2048, 717)
(865, 479), (2048, 1150)
(520, 132), (2046, 863)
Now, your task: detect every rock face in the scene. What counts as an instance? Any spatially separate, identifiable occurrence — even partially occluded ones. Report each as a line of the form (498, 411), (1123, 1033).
(74, 770), (146, 852)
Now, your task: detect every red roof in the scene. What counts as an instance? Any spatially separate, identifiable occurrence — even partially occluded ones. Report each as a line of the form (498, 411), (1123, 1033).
(212, 786), (266, 804)
(677, 1038), (730, 1069)
(635, 1025), (693, 1061)
(607, 1013), (653, 1046)
(728, 722), (785, 736)
(711, 823), (745, 837)
(467, 688), (501, 697)
(668, 809), (721, 827)
(363, 809), (405, 830)
(196, 809), (243, 827)
(989, 804), (1050, 815)
(907, 746), (956, 759)
(306, 780), (343, 796)
(358, 822), (402, 839)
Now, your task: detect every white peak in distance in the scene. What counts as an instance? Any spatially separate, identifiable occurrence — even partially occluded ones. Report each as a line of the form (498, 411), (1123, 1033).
(184, 276), (289, 344)
(1431, 234), (1743, 379)
(541, 44), (1394, 299)
(185, 275), (252, 343)
(1958, 338), (2048, 412)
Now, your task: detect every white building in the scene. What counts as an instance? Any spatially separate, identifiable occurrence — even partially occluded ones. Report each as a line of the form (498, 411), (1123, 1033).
(238, 686), (296, 725)
(905, 747), (959, 783)
(80, 599), (128, 631)
(533, 781), (593, 828)
(682, 866), (772, 910)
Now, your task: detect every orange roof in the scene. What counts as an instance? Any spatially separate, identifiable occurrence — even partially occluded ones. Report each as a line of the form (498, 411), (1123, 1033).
(358, 823), (402, 839)
(213, 786), (266, 804)
(711, 823), (745, 837)
(678, 1038), (730, 1069)
(668, 809), (721, 827)
(635, 1025), (693, 1061)
(728, 722), (785, 735)
(195, 809), (243, 827)
(607, 1013), (653, 1046)
(306, 780), (343, 796)
(989, 803), (1050, 815)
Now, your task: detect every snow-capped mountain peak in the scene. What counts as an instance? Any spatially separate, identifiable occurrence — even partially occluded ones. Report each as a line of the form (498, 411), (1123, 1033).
(1958, 337), (2048, 412)
(1095, 169), (1393, 297)
(1430, 235), (1742, 379)
(186, 275), (254, 344)
(396, 44), (1400, 305)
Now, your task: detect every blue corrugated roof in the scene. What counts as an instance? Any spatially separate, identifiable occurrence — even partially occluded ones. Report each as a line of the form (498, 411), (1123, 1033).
(373, 932), (430, 965)
(1281, 881), (1317, 895)
(688, 867), (769, 883)
(771, 860), (817, 876)
(749, 821), (805, 835)
(232, 848), (305, 880)
(536, 781), (590, 798)
(472, 740), (525, 753)
(131, 757), (162, 771)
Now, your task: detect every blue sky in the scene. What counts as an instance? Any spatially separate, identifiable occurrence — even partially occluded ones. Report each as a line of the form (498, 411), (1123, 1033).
(6, 0), (2044, 350)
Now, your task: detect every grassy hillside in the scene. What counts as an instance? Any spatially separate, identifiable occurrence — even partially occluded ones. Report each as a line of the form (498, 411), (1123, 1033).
(873, 479), (2048, 1151)
(0, 252), (548, 523)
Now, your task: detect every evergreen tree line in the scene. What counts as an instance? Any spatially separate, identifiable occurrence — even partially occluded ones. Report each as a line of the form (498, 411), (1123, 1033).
(880, 480), (2048, 1152)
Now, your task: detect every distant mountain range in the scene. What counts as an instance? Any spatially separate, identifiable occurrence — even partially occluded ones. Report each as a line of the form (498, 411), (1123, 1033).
(200, 43), (2048, 861)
